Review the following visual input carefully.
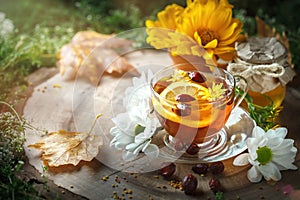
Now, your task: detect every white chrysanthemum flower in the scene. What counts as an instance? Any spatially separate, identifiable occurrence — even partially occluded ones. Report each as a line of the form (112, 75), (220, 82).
(110, 70), (160, 161)
(0, 12), (14, 38)
(233, 126), (298, 183)
(123, 69), (153, 111)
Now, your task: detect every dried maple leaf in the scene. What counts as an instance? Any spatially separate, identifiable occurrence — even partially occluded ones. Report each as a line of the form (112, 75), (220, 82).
(29, 114), (103, 167)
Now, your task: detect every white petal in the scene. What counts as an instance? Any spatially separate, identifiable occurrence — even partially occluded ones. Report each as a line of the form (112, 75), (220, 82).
(134, 134), (147, 144)
(266, 137), (283, 149)
(246, 138), (258, 153)
(257, 138), (268, 148)
(247, 166), (262, 183)
(110, 133), (134, 149)
(110, 126), (120, 136)
(115, 142), (127, 149)
(122, 150), (138, 161)
(259, 162), (282, 181)
(115, 134), (133, 144)
(291, 146), (298, 154)
(128, 105), (148, 123)
(272, 154), (298, 170)
(272, 139), (295, 154)
(125, 142), (145, 155)
(142, 118), (159, 138)
(133, 143), (145, 155)
(125, 142), (140, 152)
(143, 144), (159, 158)
(248, 157), (259, 166)
(233, 153), (250, 166)
(273, 159), (298, 170)
(141, 140), (151, 152)
(252, 126), (266, 138)
(271, 127), (287, 139)
(134, 120), (159, 145)
(246, 138), (259, 161)
(126, 84), (150, 111)
(112, 113), (135, 134)
(110, 137), (118, 147)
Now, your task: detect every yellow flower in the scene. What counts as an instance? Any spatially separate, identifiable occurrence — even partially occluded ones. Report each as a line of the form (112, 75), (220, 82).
(145, 4), (184, 30)
(146, 0), (243, 62)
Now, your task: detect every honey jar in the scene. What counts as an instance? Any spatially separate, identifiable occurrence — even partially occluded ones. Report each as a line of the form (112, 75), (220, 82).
(227, 37), (295, 108)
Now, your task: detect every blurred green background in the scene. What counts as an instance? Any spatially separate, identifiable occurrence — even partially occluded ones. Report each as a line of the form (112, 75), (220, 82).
(2, 0), (299, 34)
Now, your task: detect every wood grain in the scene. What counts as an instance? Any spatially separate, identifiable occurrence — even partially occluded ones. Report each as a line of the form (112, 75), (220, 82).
(23, 50), (300, 200)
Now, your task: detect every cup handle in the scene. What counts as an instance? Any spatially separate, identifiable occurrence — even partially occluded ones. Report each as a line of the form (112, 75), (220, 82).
(233, 75), (248, 109)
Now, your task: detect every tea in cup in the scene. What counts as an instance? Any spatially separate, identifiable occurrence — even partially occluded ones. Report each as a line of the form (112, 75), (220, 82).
(150, 64), (248, 152)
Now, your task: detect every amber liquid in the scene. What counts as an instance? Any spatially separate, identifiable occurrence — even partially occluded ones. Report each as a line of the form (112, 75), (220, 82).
(248, 85), (286, 108)
(152, 77), (234, 144)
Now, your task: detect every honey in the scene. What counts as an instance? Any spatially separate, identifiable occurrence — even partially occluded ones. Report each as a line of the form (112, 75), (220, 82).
(228, 37), (295, 108)
(248, 85), (286, 108)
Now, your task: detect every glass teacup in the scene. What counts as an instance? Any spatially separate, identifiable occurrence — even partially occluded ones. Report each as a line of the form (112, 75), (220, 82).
(150, 63), (248, 153)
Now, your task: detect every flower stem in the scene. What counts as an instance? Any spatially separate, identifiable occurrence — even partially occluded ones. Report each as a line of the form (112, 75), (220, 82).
(88, 114), (103, 134)
(0, 101), (22, 124)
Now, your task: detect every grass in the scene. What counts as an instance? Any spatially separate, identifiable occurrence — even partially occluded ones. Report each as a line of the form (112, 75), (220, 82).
(1, 0), (91, 33)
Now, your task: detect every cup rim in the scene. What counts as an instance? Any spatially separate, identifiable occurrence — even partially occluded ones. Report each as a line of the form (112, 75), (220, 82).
(150, 63), (235, 105)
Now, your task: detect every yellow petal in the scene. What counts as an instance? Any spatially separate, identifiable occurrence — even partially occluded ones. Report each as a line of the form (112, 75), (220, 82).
(145, 20), (160, 28)
(208, 8), (232, 30)
(146, 4), (184, 30)
(146, 28), (175, 49)
(193, 32), (203, 47)
(219, 20), (243, 46)
(204, 39), (218, 48)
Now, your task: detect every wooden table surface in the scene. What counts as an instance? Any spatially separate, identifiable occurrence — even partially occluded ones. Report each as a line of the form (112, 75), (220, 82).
(21, 51), (300, 200)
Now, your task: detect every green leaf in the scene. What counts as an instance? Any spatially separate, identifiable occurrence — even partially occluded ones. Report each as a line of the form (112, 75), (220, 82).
(235, 88), (281, 131)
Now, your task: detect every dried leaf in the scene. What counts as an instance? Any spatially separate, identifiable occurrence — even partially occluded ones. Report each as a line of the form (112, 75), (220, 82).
(256, 16), (276, 38)
(29, 130), (103, 167)
(57, 30), (139, 85)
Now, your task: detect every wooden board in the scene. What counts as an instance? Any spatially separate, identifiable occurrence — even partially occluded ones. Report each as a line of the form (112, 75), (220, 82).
(23, 50), (300, 200)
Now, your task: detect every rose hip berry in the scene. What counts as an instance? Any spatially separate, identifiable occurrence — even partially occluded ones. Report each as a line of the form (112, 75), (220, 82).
(160, 162), (176, 178)
(186, 143), (200, 155)
(209, 161), (224, 175)
(209, 178), (222, 194)
(192, 163), (209, 175)
(182, 174), (198, 195)
(188, 71), (206, 83)
(154, 81), (170, 94)
(173, 103), (191, 116)
(175, 94), (196, 102)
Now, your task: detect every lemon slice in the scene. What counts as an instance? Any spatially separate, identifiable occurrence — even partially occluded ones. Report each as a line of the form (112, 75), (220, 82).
(152, 81), (214, 128)
(152, 97), (212, 128)
(160, 81), (209, 101)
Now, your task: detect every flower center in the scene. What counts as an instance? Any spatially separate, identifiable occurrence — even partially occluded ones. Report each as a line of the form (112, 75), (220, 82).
(197, 29), (217, 46)
(256, 146), (272, 165)
(134, 124), (145, 136)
